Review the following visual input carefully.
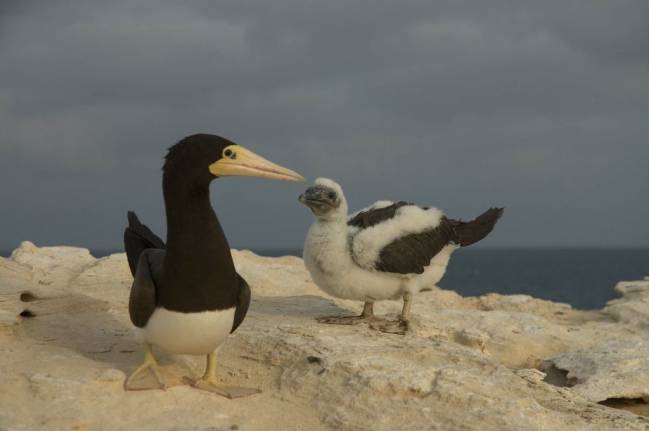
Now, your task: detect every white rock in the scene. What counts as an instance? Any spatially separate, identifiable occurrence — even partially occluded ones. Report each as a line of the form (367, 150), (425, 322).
(453, 328), (490, 352)
(8, 241), (96, 286)
(543, 339), (649, 403)
(97, 368), (126, 382)
(1, 243), (649, 431)
(603, 280), (649, 329)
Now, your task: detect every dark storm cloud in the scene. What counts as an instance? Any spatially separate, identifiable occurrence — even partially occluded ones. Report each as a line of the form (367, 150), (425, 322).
(1, 0), (648, 250)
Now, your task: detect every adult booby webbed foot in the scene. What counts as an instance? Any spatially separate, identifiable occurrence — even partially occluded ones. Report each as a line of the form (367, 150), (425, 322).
(124, 343), (166, 391)
(368, 293), (413, 335)
(317, 301), (384, 325)
(183, 352), (260, 399)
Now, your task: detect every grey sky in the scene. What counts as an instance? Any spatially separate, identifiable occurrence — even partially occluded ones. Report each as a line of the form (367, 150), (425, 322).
(1, 1), (648, 250)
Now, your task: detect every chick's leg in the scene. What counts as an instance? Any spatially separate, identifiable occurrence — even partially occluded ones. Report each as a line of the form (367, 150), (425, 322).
(369, 293), (412, 335)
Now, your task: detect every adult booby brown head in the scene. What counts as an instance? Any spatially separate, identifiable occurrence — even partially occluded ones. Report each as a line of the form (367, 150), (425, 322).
(123, 134), (303, 397)
(300, 177), (503, 335)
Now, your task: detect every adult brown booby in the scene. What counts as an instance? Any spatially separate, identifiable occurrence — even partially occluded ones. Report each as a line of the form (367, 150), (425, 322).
(300, 178), (503, 335)
(123, 134), (303, 397)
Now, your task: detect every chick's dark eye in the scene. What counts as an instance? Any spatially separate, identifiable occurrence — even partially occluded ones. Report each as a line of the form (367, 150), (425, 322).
(328, 192), (336, 200)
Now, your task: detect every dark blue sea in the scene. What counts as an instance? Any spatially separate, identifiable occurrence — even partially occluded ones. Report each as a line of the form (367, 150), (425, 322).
(3, 248), (647, 310)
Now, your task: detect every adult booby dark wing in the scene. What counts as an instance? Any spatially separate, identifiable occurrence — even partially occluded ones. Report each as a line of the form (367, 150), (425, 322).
(124, 214), (251, 334)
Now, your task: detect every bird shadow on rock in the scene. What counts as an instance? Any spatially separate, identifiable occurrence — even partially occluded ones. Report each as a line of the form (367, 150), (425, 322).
(15, 292), (193, 382)
(18, 293), (135, 366)
(251, 295), (353, 319)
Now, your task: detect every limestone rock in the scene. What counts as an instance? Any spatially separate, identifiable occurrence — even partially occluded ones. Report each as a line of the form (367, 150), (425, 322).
(543, 339), (649, 403)
(232, 249), (321, 297)
(7, 241), (96, 286)
(1, 243), (649, 431)
(603, 280), (649, 329)
(74, 253), (132, 288)
(453, 328), (490, 352)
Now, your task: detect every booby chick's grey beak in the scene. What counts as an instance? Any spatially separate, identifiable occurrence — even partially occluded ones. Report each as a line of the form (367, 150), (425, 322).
(209, 145), (304, 182)
(299, 186), (340, 215)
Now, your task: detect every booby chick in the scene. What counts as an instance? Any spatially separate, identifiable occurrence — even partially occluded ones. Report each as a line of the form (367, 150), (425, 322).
(300, 178), (503, 335)
(123, 134), (303, 397)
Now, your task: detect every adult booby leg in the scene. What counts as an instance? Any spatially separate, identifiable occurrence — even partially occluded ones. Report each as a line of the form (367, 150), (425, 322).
(183, 352), (260, 399)
(369, 293), (412, 335)
(124, 343), (166, 391)
(317, 301), (381, 325)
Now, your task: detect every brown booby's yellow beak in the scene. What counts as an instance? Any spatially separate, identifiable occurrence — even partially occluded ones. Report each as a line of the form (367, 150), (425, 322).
(209, 145), (304, 182)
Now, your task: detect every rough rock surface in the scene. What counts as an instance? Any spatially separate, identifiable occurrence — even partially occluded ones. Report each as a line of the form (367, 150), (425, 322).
(1, 241), (649, 430)
(543, 339), (649, 403)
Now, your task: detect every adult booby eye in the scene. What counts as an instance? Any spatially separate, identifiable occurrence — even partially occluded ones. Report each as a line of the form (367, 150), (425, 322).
(224, 148), (235, 159)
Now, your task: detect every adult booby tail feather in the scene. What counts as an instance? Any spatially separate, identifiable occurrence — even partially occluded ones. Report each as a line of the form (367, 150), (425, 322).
(124, 211), (165, 276)
(449, 207), (504, 247)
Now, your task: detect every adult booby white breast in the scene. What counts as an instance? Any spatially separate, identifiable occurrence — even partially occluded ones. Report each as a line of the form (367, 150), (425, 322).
(300, 177), (503, 334)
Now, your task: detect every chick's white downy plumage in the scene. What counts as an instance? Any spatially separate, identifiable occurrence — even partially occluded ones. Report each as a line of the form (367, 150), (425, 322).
(300, 177), (503, 334)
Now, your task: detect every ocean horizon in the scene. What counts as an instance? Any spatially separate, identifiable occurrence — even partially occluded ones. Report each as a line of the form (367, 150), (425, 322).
(2, 246), (647, 311)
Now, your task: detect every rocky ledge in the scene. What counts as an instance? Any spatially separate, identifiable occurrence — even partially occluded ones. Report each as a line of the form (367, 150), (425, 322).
(1, 241), (649, 430)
